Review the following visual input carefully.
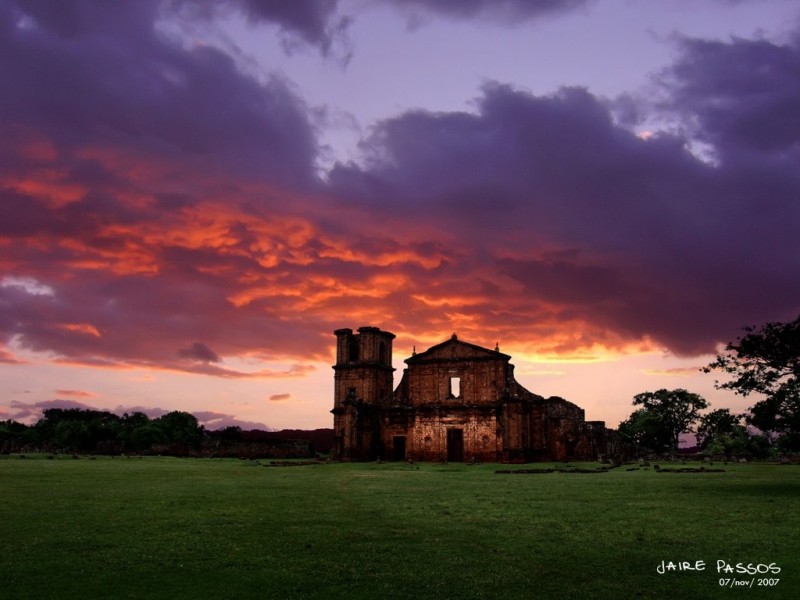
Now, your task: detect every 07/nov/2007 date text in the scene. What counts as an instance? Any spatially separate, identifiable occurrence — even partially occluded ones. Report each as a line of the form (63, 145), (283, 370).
(719, 578), (779, 588)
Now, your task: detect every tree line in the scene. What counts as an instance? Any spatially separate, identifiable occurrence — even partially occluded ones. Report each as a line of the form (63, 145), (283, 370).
(0, 409), (205, 455)
(0, 409), (329, 457)
(618, 314), (800, 458)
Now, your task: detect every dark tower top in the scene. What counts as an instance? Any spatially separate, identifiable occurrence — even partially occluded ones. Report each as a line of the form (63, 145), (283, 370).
(334, 326), (395, 368)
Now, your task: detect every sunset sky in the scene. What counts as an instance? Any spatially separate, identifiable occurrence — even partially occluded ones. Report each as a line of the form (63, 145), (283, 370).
(2, 0), (799, 431)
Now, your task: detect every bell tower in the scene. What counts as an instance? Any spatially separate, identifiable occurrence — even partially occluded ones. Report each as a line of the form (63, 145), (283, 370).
(331, 326), (395, 461)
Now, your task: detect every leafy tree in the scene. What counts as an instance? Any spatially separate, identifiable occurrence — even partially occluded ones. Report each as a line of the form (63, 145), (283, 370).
(118, 412), (153, 451)
(28, 408), (208, 454)
(631, 389), (708, 454)
(745, 433), (774, 459)
(0, 420), (28, 436)
(697, 409), (748, 459)
(0, 420), (32, 451)
(217, 426), (242, 441)
(53, 419), (91, 451)
(696, 408), (740, 448)
(617, 408), (672, 455)
(154, 411), (204, 447)
(128, 424), (168, 452)
(705, 315), (800, 449)
(34, 408), (123, 452)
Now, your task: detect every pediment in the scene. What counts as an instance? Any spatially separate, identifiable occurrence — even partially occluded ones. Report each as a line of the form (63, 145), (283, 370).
(406, 334), (510, 364)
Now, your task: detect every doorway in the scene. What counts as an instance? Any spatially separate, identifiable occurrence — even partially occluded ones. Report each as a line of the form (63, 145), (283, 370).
(447, 429), (464, 462)
(392, 436), (406, 461)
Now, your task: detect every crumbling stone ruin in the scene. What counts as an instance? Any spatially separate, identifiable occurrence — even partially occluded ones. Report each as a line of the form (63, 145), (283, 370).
(332, 326), (607, 462)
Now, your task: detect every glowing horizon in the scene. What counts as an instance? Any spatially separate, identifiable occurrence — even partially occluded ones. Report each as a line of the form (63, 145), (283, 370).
(2, 0), (798, 432)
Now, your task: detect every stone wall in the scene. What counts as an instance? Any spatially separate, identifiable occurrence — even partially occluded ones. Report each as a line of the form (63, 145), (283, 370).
(333, 327), (608, 463)
(380, 405), (500, 462)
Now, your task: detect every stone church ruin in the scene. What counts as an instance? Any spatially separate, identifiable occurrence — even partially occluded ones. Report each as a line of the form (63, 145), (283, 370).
(332, 326), (607, 462)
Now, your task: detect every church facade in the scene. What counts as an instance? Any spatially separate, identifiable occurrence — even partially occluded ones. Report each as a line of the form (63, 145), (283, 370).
(331, 326), (607, 462)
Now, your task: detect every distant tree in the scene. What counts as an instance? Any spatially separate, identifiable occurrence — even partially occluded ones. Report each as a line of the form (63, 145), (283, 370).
(121, 411), (151, 430)
(697, 409), (749, 459)
(744, 433), (774, 459)
(28, 408), (209, 455)
(617, 408), (672, 455)
(704, 315), (800, 450)
(53, 419), (91, 452)
(696, 408), (740, 448)
(630, 389), (708, 455)
(0, 420), (32, 452)
(154, 411), (204, 448)
(34, 408), (123, 452)
(0, 420), (29, 437)
(128, 424), (168, 452)
(216, 426), (242, 441)
(118, 412), (153, 452)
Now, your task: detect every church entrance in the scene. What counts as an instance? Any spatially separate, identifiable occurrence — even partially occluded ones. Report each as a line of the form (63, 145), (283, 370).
(392, 436), (406, 461)
(447, 428), (464, 462)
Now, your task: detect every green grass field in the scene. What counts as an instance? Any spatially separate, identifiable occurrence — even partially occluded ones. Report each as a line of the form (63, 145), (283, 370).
(1, 456), (797, 599)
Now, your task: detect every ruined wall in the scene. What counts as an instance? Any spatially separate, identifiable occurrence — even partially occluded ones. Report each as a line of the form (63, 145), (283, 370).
(403, 360), (509, 405)
(333, 327), (607, 463)
(418, 409), (497, 462)
(537, 397), (595, 461)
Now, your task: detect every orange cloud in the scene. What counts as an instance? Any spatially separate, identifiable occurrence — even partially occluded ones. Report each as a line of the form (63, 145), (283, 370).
(52, 353), (316, 380)
(318, 242), (445, 268)
(0, 345), (25, 365)
(55, 389), (96, 398)
(2, 171), (87, 208)
(58, 323), (102, 337)
(642, 367), (702, 377)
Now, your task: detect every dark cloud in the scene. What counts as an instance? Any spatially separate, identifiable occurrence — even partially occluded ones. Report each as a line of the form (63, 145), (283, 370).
(269, 393), (291, 401)
(12, 0), (161, 39)
(178, 342), (221, 363)
(0, 0), (319, 189)
(231, 0), (347, 54)
(387, 0), (593, 24)
(172, 0), (350, 56)
(330, 73), (800, 354)
(661, 34), (800, 164)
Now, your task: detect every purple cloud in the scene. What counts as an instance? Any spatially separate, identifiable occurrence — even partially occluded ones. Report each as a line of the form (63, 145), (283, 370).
(192, 410), (272, 430)
(387, 0), (593, 24)
(178, 342), (222, 363)
(9, 398), (94, 421)
(173, 0), (350, 56)
(330, 73), (800, 354)
(1, 0), (319, 188)
(661, 33), (800, 163)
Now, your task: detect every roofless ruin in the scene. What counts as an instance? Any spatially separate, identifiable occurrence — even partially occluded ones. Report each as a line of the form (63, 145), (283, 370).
(332, 326), (607, 462)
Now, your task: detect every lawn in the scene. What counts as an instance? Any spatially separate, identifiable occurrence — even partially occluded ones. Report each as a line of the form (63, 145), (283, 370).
(0, 456), (797, 599)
